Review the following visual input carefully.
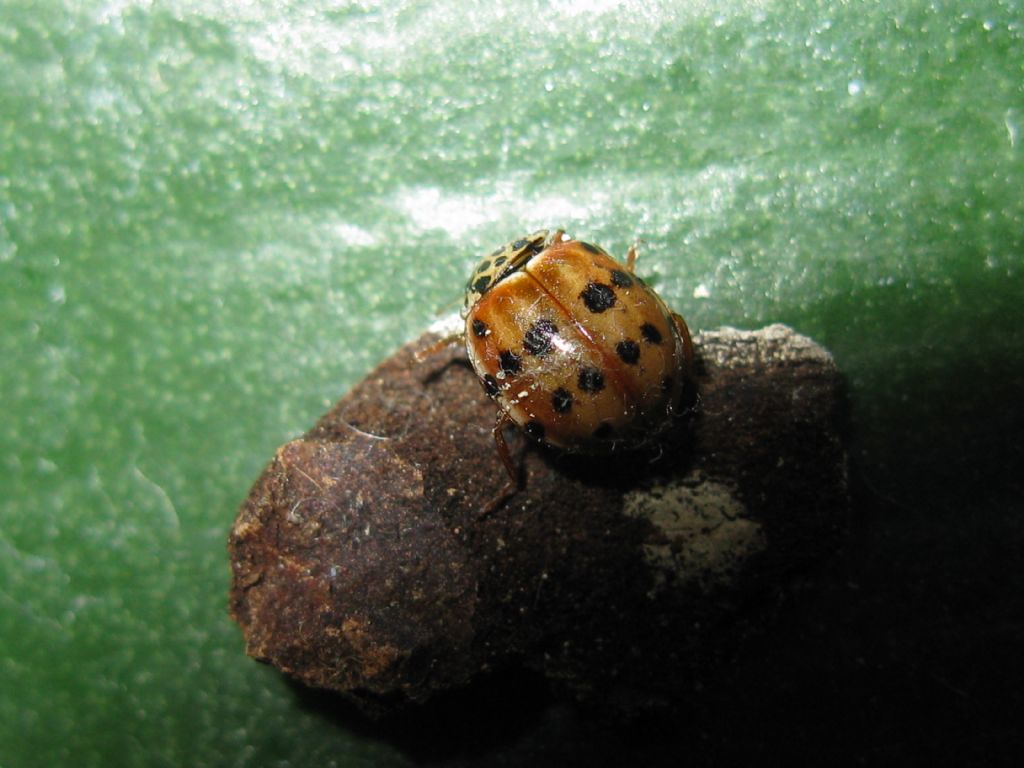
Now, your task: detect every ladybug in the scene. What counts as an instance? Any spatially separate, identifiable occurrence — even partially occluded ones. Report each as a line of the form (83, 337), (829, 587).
(427, 229), (694, 507)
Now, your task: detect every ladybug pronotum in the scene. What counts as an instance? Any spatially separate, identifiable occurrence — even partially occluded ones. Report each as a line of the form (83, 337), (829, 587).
(427, 229), (694, 508)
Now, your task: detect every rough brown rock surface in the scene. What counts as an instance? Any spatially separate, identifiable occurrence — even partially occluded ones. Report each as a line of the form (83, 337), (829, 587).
(229, 323), (848, 715)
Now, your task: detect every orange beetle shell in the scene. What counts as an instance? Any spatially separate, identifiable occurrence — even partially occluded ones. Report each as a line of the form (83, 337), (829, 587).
(464, 235), (692, 453)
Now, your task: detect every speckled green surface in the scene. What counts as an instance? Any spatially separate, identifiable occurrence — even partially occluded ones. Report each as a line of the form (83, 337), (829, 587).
(1, 1), (1022, 765)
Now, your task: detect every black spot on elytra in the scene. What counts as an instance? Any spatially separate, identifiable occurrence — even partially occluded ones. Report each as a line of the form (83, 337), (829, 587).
(592, 423), (614, 440)
(524, 421), (546, 441)
(523, 319), (558, 357)
(493, 256), (507, 267)
(580, 282), (616, 313)
(511, 238), (528, 250)
(610, 269), (634, 288)
(551, 387), (573, 413)
(641, 323), (663, 344)
(580, 241), (601, 255)
(483, 374), (499, 398)
(578, 366), (605, 393)
(472, 319), (489, 338)
(616, 339), (640, 365)
(473, 275), (490, 294)
(499, 350), (522, 375)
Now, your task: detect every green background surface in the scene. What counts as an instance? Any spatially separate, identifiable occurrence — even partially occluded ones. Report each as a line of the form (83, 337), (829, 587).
(1, 0), (1022, 765)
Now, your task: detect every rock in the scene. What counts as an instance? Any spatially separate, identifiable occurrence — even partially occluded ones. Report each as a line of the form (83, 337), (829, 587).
(228, 323), (848, 716)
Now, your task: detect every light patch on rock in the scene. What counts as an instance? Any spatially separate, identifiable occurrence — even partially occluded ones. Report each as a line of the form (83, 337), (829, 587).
(428, 311), (463, 337)
(697, 324), (835, 369)
(623, 472), (766, 594)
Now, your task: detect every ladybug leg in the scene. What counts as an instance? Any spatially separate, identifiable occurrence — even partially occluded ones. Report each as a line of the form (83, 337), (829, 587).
(626, 239), (647, 274)
(414, 331), (465, 363)
(671, 312), (695, 371)
(491, 410), (518, 482)
(480, 411), (519, 517)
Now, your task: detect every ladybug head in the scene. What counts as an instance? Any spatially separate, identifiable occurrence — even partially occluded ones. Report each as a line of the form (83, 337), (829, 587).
(462, 229), (563, 312)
